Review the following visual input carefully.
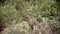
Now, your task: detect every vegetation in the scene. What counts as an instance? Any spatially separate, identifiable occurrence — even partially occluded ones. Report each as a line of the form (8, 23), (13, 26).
(0, 0), (60, 34)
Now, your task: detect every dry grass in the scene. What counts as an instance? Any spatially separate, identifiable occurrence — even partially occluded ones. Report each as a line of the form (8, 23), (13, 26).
(1, 13), (59, 34)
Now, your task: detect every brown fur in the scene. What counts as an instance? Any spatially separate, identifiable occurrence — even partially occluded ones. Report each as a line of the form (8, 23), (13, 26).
(23, 13), (39, 30)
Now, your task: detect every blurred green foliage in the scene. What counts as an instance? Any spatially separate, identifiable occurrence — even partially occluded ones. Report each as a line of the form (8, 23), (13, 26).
(0, 0), (60, 34)
(0, 0), (59, 25)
